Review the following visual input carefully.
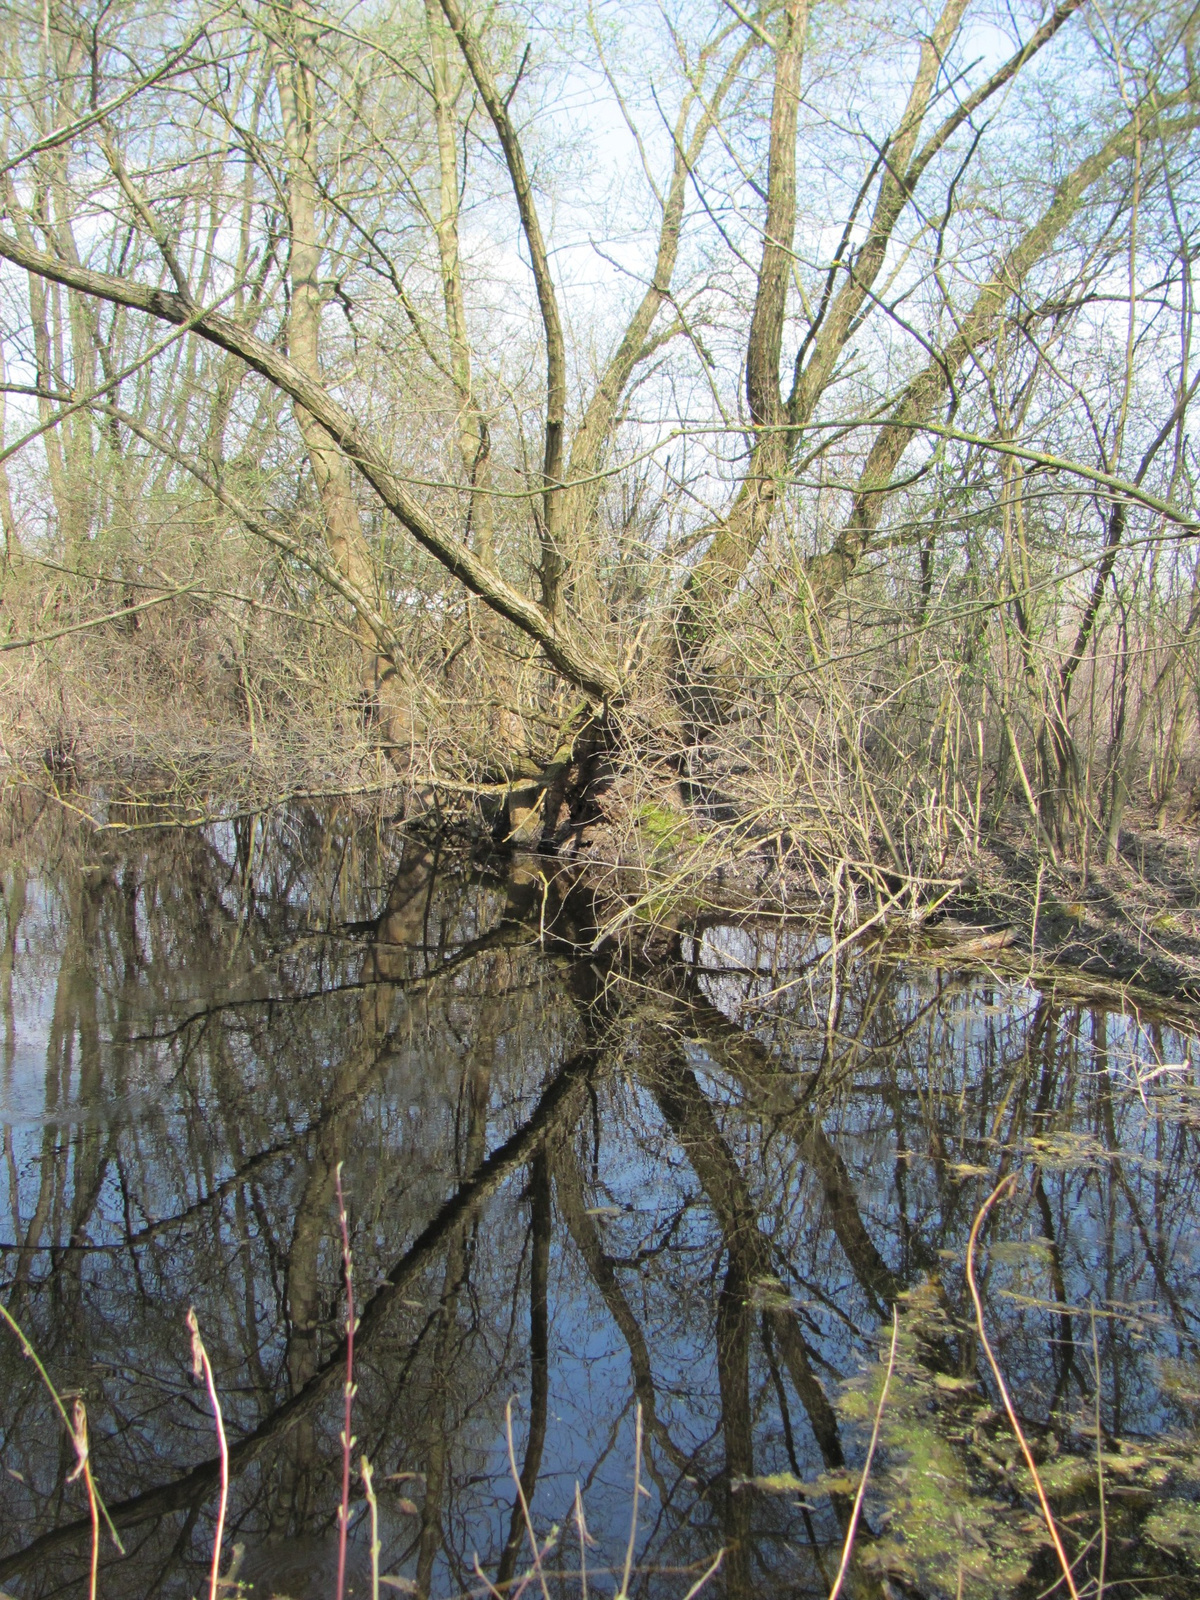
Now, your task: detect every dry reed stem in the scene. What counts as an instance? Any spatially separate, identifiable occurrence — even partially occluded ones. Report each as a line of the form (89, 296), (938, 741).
(66, 1399), (99, 1600)
(680, 1550), (725, 1600)
(826, 1306), (899, 1600)
(569, 1484), (595, 1600)
(471, 1551), (504, 1599)
(1090, 1313), (1107, 1600)
(0, 1303), (124, 1554)
(503, 1399), (552, 1600)
(336, 1162), (358, 1600)
(187, 1307), (229, 1600)
(616, 1402), (644, 1600)
(965, 1175), (1081, 1600)
(572, 1482), (595, 1600)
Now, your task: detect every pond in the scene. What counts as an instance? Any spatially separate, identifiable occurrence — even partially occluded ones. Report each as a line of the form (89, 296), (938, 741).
(1, 801), (1199, 1599)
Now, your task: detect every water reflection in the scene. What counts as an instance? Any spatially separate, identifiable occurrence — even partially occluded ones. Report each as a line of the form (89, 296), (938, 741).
(1, 798), (1199, 1599)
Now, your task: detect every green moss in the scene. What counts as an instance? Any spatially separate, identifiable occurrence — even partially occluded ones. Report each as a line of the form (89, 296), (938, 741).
(839, 1284), (1040, 1597)
(635, 800), (687, 843)
(1146, 1497), (1200, 1559)
(632, 800), (710, 863)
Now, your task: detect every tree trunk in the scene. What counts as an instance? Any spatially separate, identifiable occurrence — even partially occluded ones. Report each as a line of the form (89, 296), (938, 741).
(273, 4), (418, 752)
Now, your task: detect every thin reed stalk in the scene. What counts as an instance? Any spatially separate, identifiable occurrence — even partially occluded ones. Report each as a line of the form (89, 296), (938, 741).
(1091, 1312), (1107, 1599)
(336, 1162), (357, 1600)
(472, 1551), (504, 1599)
(187, 1307), (229, 1600)
(616, 1402), (644, 1600)
(66, 1399), (99, 1600)
(966, 1176), (1081, 1600)
(573, 1482), (594, 1600)
(826, 1306), (899, 1600)
(0, 1303), (124, 1554)
(681, 1550), (725, 1600)
(361, 1456), (381, 1600)
(503, 1398), (552, 1600)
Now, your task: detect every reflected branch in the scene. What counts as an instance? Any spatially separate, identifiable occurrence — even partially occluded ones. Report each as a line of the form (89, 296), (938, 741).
(0, 1041), (601, 1582)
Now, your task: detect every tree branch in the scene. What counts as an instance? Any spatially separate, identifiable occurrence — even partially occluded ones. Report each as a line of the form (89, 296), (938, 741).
(0, 228), (621, 700)
(437, 0), (566, 609)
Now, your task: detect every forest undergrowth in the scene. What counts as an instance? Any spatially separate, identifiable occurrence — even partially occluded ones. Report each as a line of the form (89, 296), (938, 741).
(4, 575), (1200, 1015)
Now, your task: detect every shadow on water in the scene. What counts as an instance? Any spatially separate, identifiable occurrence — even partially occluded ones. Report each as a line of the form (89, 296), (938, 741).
(1, 797), (1200, 1598)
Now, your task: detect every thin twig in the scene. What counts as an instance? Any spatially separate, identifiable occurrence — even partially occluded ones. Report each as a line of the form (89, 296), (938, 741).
(827, 1307), (900, 1600)
(504, 1399), (552, 1600)
(0, 581), (204, 651)
(573, 1482), (593, 1600)
(966, 1176), (1081, 1600)
(361, 1457), (381, 1600)
(1091, 1313), (1107, 1600)
(336, 1163), (357, 1600)
(187, 1308), (229, 1600)
(472, 1551), (505, 1599)
(681, 1549), (725, 1600)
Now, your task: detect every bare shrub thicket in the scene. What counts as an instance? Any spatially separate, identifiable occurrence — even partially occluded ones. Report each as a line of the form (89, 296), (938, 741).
(0, 0), (1197, 888)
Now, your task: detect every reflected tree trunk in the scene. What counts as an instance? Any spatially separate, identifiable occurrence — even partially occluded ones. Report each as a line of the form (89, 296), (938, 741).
(715, 1220), (755, 1600)
(648, 1050), (847, 1475)
(271, 844), (441, 1536)
(554, 1141), (693, 1486)
(415, 1052), (491, 1597)
(495, 1148), (551, 1588)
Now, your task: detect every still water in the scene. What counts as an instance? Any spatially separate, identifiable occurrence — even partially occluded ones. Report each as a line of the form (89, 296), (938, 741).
(2, 801), (1199, 1599)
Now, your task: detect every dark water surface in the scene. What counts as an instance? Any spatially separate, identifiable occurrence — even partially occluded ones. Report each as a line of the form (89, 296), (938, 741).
(2, 803), (1200, 1599)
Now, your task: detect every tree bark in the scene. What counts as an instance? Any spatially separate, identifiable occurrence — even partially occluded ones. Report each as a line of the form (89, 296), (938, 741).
(673, 0), (1087, 683)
